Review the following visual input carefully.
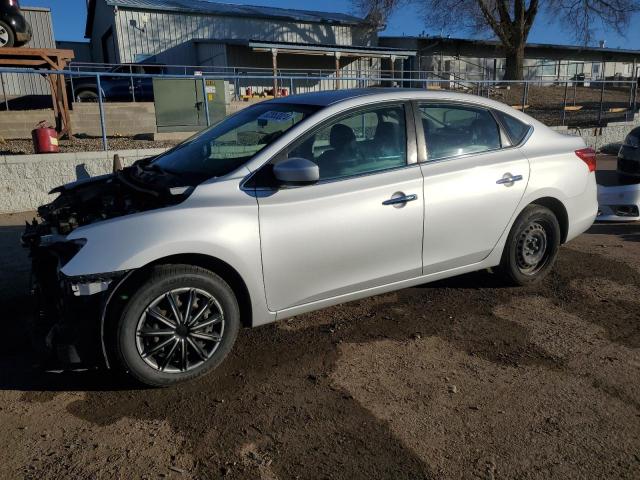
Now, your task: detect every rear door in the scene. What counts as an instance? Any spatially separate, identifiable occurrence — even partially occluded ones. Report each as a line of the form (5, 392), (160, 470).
(416, 102), (530, 273)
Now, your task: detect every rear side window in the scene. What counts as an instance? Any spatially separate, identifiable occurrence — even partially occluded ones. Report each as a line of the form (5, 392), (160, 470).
(495, 111), (530, 145)
(419, 104), (502, 161)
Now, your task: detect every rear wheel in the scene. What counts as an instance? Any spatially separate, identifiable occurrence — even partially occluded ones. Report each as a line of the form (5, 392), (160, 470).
(0, 21), (15, 48)
(114, 265), (240, 387)
(498, 205), (561, 286)
(75, 90), (99, 102)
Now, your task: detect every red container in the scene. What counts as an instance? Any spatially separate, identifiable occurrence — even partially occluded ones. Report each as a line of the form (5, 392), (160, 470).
(32, 122), (59, 154)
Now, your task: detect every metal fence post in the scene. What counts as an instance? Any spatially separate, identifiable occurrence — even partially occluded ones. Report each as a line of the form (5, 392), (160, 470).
(521, 81), (527, 111)
(96, 73), (108, 151)
(130, 65), (136, 102)
(0, 73), (8, 111)
(562, 81), (568, 126)
(633, 81), (638, 117)
(201, 77), (211, 127)
(598, 79), (605, 125)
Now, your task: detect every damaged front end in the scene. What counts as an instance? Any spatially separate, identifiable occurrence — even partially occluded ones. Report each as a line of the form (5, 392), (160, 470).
(22, 160), (194, 368)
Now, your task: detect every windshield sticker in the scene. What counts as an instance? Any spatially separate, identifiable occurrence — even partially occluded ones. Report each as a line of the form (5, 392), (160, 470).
(257, 111), (294, 122)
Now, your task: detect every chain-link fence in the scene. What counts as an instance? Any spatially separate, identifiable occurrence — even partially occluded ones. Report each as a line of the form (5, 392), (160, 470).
(1, 66), (637, 152)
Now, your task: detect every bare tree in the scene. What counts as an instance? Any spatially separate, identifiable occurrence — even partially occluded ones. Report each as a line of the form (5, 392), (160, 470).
(355, 0), (640, 79)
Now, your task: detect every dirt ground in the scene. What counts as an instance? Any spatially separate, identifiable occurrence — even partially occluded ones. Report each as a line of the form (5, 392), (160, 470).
(1, 169), (639, 479)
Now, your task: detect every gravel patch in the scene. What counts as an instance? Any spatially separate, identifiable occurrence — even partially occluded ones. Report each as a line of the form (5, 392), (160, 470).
(0, 136), (181, 155)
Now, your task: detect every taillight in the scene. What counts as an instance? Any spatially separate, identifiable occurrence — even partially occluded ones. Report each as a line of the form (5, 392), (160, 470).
(575, 147), (596, 172)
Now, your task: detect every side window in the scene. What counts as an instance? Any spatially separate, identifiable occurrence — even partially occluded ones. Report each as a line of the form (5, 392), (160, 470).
(285, 105), (407, 181)
(494, 110), (531, 145)
(419, 104), (502, 161)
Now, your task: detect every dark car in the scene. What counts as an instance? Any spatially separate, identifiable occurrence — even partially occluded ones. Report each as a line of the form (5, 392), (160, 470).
(617, 126), (640, 181)
(69, 63), (166, 102)
(0, 0), (32, 48)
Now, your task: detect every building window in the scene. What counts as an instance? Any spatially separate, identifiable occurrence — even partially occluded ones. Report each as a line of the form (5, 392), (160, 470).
(537, 59), (558, 76)
(567, 62), (584, 78)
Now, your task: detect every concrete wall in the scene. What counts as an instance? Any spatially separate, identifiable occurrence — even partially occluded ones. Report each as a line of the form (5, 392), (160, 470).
(552, 113), (640, 151)
(0, 103), (157, 139)
(0, 148), (168, 213)
(2, 111), (638, 214)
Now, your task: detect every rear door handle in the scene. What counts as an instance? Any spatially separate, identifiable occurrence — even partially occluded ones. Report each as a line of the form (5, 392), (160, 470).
(382, 193), (418, 207)
(496, 174), (523, 185)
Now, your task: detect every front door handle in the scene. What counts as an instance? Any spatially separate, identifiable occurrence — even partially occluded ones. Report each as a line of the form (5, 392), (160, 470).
(382, 193), (418, 207)
(496, 173), (523, 186)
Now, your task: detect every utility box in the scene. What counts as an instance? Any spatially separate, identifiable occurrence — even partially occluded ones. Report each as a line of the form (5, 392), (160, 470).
(153, 78), (229, 133)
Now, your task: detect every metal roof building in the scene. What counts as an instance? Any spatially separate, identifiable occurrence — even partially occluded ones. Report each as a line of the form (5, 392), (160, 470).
(83, 0), (415, 86)
(381, 36), (640, 82)
(85, 0), (382, 64)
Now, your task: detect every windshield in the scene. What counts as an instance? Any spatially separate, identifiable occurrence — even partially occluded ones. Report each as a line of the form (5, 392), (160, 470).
(152, 102), (320, 179)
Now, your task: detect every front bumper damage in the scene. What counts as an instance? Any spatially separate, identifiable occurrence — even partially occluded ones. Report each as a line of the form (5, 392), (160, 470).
(28, 239), (128, 367)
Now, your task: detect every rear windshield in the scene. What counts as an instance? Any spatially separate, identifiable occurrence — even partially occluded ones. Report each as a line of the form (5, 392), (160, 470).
(495, 110), (531, 145)
(152, 102), (320, 179)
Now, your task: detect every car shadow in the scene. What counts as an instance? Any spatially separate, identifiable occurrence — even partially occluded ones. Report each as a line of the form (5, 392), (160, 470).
(588, 222), (640, 242)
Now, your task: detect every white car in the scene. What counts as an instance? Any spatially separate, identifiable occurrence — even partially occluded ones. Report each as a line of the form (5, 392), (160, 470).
(23, 89), (598, 386)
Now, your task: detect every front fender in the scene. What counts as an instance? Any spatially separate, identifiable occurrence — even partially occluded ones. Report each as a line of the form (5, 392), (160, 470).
(60, 183), (268, 319)
(63, 203), (259, 276)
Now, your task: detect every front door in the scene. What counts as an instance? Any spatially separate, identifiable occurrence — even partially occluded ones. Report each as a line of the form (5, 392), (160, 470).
(417, 102), (530, 273)
(256, 103), (424, 311)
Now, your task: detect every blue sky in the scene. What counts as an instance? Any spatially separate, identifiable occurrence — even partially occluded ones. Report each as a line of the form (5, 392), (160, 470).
(25, 0), (640, 49)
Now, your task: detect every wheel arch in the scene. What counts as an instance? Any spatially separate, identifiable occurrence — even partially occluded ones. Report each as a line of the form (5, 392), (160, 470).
(528, 196), (569, 244)
(100, 253), (253, 369)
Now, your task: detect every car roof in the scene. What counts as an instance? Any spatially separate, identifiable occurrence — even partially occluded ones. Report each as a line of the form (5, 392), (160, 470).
(270, 89), (390, 106)
(269, 88), (546, 127)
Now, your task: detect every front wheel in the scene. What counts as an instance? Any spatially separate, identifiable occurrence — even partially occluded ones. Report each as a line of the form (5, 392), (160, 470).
(0, 21), (15, 48)
(498, 205), (561, 286)
(114, 265), (240, 387)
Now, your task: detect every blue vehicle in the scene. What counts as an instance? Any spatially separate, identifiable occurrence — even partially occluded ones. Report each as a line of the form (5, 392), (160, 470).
(69, 64), (166, 102)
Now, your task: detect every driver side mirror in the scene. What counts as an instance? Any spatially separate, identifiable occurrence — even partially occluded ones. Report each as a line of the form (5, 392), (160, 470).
(273, 157), (319, 186)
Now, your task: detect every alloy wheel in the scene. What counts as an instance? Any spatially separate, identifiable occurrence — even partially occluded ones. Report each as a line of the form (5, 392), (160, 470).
(0, 26), (8, 47)
(135, 287), (225, 373)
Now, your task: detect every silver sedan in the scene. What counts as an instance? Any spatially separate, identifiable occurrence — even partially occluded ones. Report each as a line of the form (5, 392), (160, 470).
(26, 89), (598, 386)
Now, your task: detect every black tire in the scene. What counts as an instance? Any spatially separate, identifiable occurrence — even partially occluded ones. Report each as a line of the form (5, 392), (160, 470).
(114, 265), (240, 387)
(75, 90), (99, 102)
(0, 21), (15, 48)
(498, 204), (561, 286)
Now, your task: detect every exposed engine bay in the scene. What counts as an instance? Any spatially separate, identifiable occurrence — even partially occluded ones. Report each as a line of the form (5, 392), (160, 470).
(23, 159), (194, 242)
